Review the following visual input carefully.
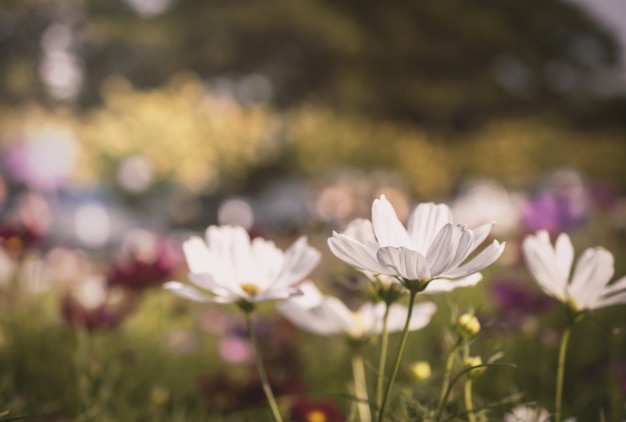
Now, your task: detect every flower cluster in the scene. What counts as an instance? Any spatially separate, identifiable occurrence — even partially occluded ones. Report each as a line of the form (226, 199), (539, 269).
(166, 194), (507, 421)
(162, 186), (626, 422)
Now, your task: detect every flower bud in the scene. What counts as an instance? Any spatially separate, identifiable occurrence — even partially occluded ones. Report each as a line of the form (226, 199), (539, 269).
(464, 356), (484, 379)
(455, 313), (481, 339)
(409, 360), (432, 381)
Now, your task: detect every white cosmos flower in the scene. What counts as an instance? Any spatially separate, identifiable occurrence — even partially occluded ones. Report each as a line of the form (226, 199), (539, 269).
(278, 281), (436, 338)
(327, 195), (505, 293)
(503, 405), (550, 422)
(522, 230), (626, 312)
(503, 405), (576, 422)
(165, 225), (321, 306)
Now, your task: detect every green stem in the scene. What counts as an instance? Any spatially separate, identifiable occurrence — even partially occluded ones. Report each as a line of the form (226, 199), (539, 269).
(245, 312), (284, 422)
(464, 378), (476, 422)
(436, 340), (459, 419)
(75, 328), (93, 410)
(375, 302), (391, 419)
(377, 289), (417, 422)
(555, 325), (572, 422)
(74, 328), (99, 422)
(352, 350), (372, 422)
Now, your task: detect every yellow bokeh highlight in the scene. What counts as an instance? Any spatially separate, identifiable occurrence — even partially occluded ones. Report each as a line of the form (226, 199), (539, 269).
(0, 76), (623, 197)
(78, 73), (281, 192)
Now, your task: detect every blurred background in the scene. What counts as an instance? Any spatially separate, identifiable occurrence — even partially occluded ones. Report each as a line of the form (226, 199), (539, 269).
(1, 0), (626, 420)
(1, 0), (626, 211)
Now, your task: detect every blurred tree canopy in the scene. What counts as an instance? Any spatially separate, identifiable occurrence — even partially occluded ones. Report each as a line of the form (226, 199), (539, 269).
(1, 0), (625, 131)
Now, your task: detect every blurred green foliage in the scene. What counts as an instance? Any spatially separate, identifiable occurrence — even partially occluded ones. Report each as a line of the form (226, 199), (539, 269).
(1, 267), (624, 421)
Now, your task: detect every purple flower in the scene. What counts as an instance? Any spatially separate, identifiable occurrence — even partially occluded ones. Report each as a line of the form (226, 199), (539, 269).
(491, 279), (556, 312)
(3, 131), (76, 191)
(487, 279), (556, 332)
(218, 336), (253, 364)
(108, 231), (183, 290)
(521, 170), (589, 233)
(0, 193), (52, 254)
(61, 276), (138, 332)
(521, 191), (586, 233)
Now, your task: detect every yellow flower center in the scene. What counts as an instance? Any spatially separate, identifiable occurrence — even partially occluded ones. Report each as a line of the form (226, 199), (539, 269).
(350, 312), (367, 338)
(239, 283), (259, 296)
(306, 410), (327, 422)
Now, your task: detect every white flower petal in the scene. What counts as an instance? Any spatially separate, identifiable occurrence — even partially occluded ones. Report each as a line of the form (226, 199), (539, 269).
(522, 232), (567, 299)
(440, 240), (504, 279)
(407, 202), (453, 254)
(504, 405), (551, 422)
(255, 287), (301, 302)
(279, 302), (341, 335)
(423, 273), (483, 294)
(354, 302), (382, 334)
(601, 275), (626, 296)
(328, 232), (388, 274)
(554, 233), (574, 281)
(372, 195), (411, 248)
(164, 281), (226, 303)
(445, 226), (475, 270)
(188, 273), (234, 297)
(377, 246), (431, 281)
(568, 247), (614, 310)
(182, 237), (212, 273)
(251, 238), (284, 285)
(595, 289), (626, 309)
(281, 281), (325, 308)
(385, 301), (436, 333)
(425, 224), (458, 276)
(273, 236), (321, 288)
(279, 294), (353, 336)
(468, 222), (493, 250)
(343, 219), (379, 249)
(319, 297), (359, 333)
(228, 226), (255, 283)
(205, 225), (238, 282)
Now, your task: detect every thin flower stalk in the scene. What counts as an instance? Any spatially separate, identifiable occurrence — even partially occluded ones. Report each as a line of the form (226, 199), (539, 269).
(377, 289), (418, 422)
(245, 312), (284, 422)
(555, 324), (572, 422)
(436, 339), (460, 418)
(463, 378), (476, 422)
(351, 350), (372, 422)
(462, 347), (477, 422)
(374, 302), (391, 420)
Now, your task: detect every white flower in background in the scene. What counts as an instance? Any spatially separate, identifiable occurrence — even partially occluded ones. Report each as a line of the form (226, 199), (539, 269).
(278, 281), (436, 338)
(451, 179), (522, 237)
(522, 230), (626, 312)
(328, 195), (505, 293)
(504, 405), (550, 422)
(165, 225), (321, 306)
(504, 405), (576, 422)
